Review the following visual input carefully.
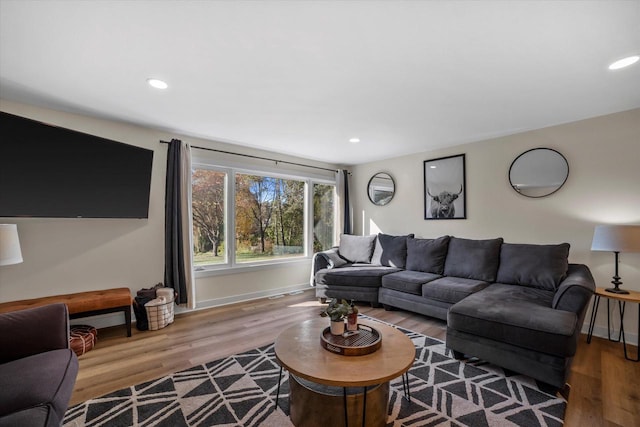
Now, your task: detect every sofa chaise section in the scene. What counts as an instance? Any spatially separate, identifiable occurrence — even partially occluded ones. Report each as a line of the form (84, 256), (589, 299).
(446, 243), (595, 388)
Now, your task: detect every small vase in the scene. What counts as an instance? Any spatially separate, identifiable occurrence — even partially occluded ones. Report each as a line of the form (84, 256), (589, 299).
(330, 320), (345, 335)
(347, 312), (358, 331)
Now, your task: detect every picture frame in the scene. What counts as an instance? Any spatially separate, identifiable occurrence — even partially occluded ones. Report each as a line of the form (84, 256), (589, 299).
(423, 154), (466, 220)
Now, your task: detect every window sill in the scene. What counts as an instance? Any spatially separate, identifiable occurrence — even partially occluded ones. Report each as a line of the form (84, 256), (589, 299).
(194, 257), (312, 278)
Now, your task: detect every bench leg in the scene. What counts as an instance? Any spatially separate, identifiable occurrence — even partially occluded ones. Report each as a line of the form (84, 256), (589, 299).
(124, 306), (132, 337)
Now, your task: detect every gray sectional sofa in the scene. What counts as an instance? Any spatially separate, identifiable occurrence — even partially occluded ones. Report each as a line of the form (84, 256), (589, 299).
(311, 233), (595, 389)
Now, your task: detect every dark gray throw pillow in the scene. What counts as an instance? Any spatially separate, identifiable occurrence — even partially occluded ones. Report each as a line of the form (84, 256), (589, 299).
(338, 234), (376, 263)
(444, 237), (504, 282)
(405, 236), (450, 274)
(496, 243), (570, 290)
(370, 233), (415, 268)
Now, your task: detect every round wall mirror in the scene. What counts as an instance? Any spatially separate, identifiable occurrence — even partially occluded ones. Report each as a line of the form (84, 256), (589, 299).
(367, 172), (395, 205)
(509, 148), (569, 198)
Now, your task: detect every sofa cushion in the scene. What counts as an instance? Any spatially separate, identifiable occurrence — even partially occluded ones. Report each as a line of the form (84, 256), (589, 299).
(496, 243), (570, 291)
(405, 236), (450, 274)
(315, 265), (400, 288)
(448, 284), (579, 357)
(381, 270), (441, 295)
(444, 237), (503, 282)
(338, 234), (377, 263)
(422, 276), (491, 304)
(371, 233), (414, 268)
(0, 349), (78, 426)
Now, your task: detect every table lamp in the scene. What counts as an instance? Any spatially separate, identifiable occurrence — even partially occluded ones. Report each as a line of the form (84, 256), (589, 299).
(0, 224), (23, 266)
(591, 224), (640, 294)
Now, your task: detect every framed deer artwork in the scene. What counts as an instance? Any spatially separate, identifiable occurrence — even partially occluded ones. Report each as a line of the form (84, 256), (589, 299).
(423, 154), (466, 220)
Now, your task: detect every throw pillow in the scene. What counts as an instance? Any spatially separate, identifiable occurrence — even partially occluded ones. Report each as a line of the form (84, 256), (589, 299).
(320, 250), (348, 268)
(405, 236), (451, 274)
(444, 237), (504, 282)
(338, 234), (377, 263)
(370, 233), (414, 268)
(496, 243), (570, 291)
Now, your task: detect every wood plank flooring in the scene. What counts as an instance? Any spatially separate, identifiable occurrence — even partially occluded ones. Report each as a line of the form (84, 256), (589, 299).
(70, 290), (639, 426)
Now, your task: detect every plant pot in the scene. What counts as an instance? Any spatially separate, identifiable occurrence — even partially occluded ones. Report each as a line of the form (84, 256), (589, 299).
(330, 320), (345, 336)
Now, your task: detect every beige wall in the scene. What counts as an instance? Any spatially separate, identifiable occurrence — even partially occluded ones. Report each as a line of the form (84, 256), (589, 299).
(0, 100), (335, 324)
(351, 108), (640, 339)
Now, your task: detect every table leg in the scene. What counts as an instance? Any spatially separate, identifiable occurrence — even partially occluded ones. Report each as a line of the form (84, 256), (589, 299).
(606, 299), (623, 342)
(401, 373), (410, 401)
(403, 373), (411, 402)
(274, 366), (283, 411)
(620, 302), (639, 362)
(587, 295), (600, 344)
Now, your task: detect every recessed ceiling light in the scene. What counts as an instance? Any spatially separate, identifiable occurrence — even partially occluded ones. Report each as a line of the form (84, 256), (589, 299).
(147, 78), (168, 89)
(608, 55), (639, 70)
(349, 138), (360, 143)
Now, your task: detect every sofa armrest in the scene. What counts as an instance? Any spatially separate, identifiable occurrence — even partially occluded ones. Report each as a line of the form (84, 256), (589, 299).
(310, 247), (346, 286)
(0, 303), (70, 364)
(552, 264), (595, 314)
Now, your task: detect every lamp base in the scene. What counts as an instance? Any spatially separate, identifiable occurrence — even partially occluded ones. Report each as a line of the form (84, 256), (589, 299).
(605, 287), (630, 295)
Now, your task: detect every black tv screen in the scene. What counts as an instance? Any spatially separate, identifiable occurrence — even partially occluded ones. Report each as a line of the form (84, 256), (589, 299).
(0, 112), (154, 218)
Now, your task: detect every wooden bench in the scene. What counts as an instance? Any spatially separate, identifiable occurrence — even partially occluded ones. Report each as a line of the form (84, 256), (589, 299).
(0, 288), (133, 337)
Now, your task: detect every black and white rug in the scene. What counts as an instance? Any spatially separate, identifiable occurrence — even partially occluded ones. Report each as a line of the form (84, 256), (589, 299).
(63, 319), (565, 427)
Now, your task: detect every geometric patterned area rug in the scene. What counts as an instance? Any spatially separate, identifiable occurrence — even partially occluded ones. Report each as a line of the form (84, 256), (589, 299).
(63, 317), (565, 427)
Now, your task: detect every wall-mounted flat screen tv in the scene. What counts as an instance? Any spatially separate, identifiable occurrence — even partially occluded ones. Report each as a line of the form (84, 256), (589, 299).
(0, 111), (154, 218)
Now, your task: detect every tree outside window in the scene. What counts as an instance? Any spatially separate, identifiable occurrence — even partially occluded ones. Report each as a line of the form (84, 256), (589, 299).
(192, 165), (335, 269)
(235, 174), (304, 263)
(313, 183), (335, 252)
(192, 169), (226, 266)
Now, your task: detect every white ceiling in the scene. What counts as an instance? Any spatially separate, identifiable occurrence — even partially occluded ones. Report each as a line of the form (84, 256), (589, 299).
(1, 1), (639, 166)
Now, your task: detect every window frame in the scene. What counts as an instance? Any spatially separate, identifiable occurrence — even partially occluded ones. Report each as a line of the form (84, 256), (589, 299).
(192, 157), (336, 277)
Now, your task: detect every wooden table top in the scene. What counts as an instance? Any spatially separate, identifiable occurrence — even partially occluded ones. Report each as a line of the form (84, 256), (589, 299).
(274, 318), (415, 387)
(595, 287), (640, 303)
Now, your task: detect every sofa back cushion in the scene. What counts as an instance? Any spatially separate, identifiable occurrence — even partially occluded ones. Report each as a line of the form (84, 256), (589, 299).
(497, 243), (570, 290)
(444, 237), (503, 281)
(371, 233), (414, 268)
(338, 234), (377, 263)
(405, 236), (450, 274)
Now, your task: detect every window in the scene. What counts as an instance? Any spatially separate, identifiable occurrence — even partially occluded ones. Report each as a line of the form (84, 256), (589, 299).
(235, 174), (305, 263)
(313, 183), (335, 252)
(192, 169), (227, 267)
(192, 162), (335, 272)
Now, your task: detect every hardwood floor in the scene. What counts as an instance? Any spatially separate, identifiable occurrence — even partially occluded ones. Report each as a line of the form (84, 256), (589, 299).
(71, 290), (639, 426)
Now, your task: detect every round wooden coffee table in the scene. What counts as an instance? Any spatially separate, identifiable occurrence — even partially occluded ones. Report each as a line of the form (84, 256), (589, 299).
(274, 318), (415, 427)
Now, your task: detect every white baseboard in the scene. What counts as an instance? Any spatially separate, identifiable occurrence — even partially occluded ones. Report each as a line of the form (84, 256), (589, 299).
(581, 323), (638, 346)
(192, 282), (311, 312)
(71, 283), (313, 331)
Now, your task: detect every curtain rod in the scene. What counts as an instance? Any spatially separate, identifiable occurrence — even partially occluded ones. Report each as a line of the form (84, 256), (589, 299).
(160, 140), (339, 173)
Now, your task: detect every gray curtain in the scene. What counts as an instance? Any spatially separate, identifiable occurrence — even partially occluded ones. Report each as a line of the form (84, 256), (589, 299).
(164, 139), (188, 304)
(343, 169), (351, 234)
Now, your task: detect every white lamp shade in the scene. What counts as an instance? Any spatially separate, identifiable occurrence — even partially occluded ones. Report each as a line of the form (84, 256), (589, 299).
(0, 224), (23, 266)
(591, 225), (640, 252)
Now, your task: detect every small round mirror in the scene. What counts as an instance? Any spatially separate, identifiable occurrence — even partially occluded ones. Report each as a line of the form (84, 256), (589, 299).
(367, 172), (395, 205)
(509, 148), (569, 198)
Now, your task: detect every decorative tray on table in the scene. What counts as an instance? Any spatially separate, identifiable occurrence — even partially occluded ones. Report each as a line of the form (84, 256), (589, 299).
(320, 324), (382, 356)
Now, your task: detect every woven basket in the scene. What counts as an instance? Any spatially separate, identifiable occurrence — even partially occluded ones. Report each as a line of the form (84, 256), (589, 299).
(69, 324), (97, 356)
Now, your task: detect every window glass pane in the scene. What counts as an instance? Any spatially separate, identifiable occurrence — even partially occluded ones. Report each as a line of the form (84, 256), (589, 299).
(192, 169), (226, 266)
(235, 174), (305, 263)
(313, 183), (335, 252)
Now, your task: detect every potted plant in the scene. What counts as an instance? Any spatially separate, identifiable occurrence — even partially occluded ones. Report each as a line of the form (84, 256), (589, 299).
(320, 299), (350, 335)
